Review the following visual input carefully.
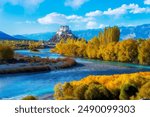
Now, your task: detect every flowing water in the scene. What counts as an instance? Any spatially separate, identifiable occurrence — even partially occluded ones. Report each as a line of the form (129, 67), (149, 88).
(0, 49), (150, 99)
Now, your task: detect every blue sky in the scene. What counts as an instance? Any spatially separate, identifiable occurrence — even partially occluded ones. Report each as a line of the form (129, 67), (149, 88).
(0, 0), (150, 35)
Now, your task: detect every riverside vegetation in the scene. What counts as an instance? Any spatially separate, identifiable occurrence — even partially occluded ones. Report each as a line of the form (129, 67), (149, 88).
(0, 44), (76, 74)
(52, 26), (150, 100)
(54, 72), (150, 100)
(0, 40), (44, 50)
(52, 26), (150, 65)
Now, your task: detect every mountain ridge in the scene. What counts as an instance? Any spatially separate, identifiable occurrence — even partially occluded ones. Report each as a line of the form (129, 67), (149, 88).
(0, 24), (150, 41)
(0, 31), (18, 40)
(22, 24), (150, 41)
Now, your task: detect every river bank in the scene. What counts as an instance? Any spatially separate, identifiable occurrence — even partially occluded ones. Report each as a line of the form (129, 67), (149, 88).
(34, 61), (150, 100)
(0, 49), (150, 100)
(0, 57), (76, 74)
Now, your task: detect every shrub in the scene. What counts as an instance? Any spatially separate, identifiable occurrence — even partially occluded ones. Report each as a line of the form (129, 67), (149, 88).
(111, 89), (120, 100)
(22, 95), (37, 100)
(74, 84), (88, 100)
(59, 96), (77, 100)
(138, 82), (150, 99)
(54, 83), (63, 100)
(54, 72), (150, 100)
(63, 82), (74, 96)
(84, 83), (111, 100)
(0, 45), (14, 60)
(119, 84), (138, 100)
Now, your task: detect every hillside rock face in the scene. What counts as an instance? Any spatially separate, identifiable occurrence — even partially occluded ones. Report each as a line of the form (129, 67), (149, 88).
(49, 25), (77, 43)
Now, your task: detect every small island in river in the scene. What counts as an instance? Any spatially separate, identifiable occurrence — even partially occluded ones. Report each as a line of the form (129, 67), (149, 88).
(0, 47), (76, 74)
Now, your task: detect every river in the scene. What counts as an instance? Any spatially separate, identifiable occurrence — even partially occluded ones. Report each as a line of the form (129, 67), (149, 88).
(0, 48), (150, 100)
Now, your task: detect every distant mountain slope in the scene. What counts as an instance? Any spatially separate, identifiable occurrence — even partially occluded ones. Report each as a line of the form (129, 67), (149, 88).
(120, 24), (150, 40)
(73, 24), (150, 40)
(23, 32), (55, 41)
(13, 35), (29, 40)
(23, 29), (102, 41)
(20, 24), (150, 41)
(73, 29), (102, 40)
(0, 31), (17, 40)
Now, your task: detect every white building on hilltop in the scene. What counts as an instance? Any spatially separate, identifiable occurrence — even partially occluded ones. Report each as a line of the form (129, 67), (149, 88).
(56, 25), (71, 36)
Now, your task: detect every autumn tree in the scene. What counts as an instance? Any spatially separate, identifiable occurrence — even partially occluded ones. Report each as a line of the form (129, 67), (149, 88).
(119, 84), (138, 100)
(117, 39), (138, 63)
(138, 39), (150, 65)
(74, 84), (88, 100)
(29, 42), (41, 51)
(76, 39), (87, 57)
(99, 26), (120, 45)
(0, 45), (14, 60)
(86, 36), (100, 59)
(101, 42), (117, 61)
(54, 72), (150, 100)
(62, 82), (74, 96)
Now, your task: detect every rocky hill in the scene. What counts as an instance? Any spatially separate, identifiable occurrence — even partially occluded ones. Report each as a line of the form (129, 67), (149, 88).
(49, 25), (77, 43)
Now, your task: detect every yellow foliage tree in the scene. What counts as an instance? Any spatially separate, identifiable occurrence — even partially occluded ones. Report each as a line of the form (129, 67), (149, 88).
(138, 39), (150, 65)
(0, 45), (14, 60)
(117, 39), (138, 62)
(86, 37), (100, 59)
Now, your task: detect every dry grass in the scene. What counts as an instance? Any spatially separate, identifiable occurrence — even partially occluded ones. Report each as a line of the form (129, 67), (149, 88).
(0, 57), (76, 74)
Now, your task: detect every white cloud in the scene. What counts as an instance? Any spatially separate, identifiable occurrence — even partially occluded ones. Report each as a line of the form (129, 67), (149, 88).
(38, 12), (94, 25)
(65, 0), (89, 8)
(38, 13), (68, 25)
(85, 10), (102, 17)
(104, 4), (150, 16)
(99, 24), (107, 29)
(37, 3), (150, 30)
(123, 33), (136, 40)
(0, 0), (44, 11)
(144, 0), (150, 5)
(67, 15), (83, 20)
(86, 21), (98, 29)
(67, 15), (85, 23)
(129, 4), (150, 14)
(104, 5), (127, 16)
